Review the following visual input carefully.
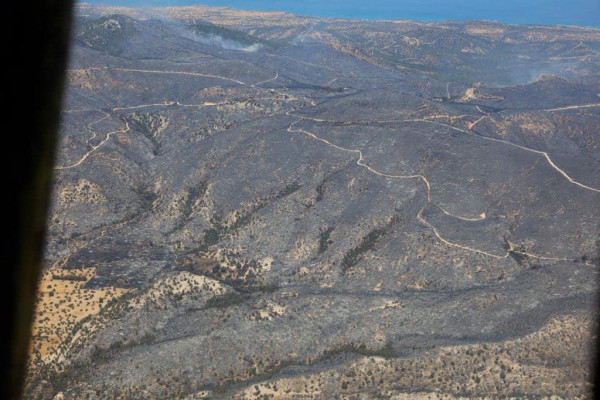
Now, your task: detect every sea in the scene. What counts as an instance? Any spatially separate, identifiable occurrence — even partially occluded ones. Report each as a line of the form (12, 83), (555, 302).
(80, 0), (600, 27)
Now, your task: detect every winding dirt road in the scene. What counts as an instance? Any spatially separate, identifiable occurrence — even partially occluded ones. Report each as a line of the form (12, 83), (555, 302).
(287, 116), (584, 261)
(55, 121), (130, 171)
(289, 113), (600, 194)
(543, 103), (600, 112)
(59, 65), (596, 261)
(252, 71), (279, 87)
(106, 67), (248, 86)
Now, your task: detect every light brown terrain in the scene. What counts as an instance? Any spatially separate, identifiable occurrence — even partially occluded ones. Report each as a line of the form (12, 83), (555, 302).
(29, 268), (129, 362)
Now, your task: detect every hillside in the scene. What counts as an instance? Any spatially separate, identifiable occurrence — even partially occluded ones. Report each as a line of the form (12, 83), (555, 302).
(25, 5), (599, 399)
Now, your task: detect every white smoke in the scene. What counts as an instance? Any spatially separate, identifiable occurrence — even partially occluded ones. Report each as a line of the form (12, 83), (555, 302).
(190, 32), (264, 52)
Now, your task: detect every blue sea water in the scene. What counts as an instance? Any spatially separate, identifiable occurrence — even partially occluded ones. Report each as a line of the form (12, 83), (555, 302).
(80, 0), (600, 27)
